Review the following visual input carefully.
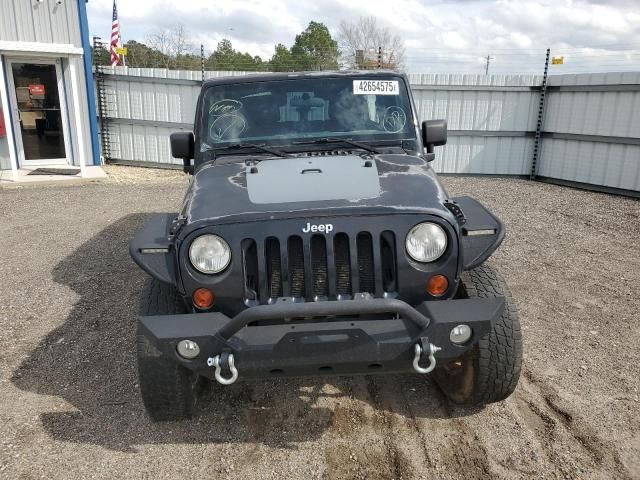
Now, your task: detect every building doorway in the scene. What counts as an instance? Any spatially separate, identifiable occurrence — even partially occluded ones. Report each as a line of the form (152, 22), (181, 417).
(7, 59), (70, 166)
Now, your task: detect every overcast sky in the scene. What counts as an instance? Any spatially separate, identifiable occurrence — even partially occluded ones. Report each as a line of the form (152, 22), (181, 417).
(87, 0), (640, 74)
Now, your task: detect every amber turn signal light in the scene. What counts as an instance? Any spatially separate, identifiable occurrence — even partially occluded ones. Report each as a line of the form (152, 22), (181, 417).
(427, 275), (449, 297)
(192, 288), (215, 309)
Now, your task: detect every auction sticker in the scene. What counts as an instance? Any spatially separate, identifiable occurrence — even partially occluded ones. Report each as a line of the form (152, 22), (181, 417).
(353, 80), (399, 95)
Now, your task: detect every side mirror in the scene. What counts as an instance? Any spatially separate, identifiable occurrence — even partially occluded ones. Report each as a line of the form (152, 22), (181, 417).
(170, 132), (195, 174)
(421, 119), (447, 156)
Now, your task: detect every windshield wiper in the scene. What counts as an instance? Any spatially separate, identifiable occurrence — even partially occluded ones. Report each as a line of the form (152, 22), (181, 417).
(293, 137), (380, 154)
(209, 143), (291, 158)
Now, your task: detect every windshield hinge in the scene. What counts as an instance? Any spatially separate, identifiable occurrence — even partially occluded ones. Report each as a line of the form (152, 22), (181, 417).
(444, 200), (466, 226)
(169, 217), (187, 237)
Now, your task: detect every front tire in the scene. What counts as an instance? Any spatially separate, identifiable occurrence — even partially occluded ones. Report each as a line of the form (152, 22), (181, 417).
(137, 279), (202, 421)
(435, 264), (523, 405)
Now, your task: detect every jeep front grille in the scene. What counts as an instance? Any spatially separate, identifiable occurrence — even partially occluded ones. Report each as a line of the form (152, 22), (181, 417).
(241, 231), (398, 304)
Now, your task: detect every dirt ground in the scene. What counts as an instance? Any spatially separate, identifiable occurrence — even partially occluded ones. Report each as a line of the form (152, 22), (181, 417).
(0, 165), (638, 479)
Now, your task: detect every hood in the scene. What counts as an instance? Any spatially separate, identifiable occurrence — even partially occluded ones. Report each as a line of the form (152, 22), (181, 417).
(181, 153), (452, 227)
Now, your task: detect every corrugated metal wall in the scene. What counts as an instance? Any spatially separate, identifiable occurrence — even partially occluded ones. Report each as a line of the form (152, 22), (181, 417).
(99, 69), (544, 173)
(408, 73), (541, 174)
(100, 68), (260, 165)
(538, 72), (640, 191)
(97, 68), (640, 193)
(0, 0), (82, 47)
(104, 74), (197, 165)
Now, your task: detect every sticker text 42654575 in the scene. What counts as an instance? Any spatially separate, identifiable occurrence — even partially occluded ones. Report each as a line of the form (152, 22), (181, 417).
(353, 80), (399, 95)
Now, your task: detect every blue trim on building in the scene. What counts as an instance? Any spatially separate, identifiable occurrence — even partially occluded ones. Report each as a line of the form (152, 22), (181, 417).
(77, 0), (101, 166)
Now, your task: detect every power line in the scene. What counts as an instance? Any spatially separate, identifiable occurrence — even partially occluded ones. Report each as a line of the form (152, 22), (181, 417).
(406, 42), (640, 52)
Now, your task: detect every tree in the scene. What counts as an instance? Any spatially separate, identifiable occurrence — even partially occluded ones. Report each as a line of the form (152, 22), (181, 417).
(146, 24), (194, 69)
(174, 52), (202, 71)
(92, 42), (111, 67)
(93, 39), (171, 68)
(93, 21), (341, 73)
(206, 39), (265, 71)
(270, 43), (295, 72)
(289, 22), (340, 71)
(120, 40), (169, 68)
(337, 16), (406, 70)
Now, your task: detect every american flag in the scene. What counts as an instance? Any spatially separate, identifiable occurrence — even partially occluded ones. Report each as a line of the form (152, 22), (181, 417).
(110, 0), (121, 67)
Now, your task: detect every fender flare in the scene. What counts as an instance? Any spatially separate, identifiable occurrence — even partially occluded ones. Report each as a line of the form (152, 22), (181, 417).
(452, 196), (505, 270)
(129, 213), (179, 286)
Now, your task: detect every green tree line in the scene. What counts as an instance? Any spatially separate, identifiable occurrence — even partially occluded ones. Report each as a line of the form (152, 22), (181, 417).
(95, 21), (341, 72)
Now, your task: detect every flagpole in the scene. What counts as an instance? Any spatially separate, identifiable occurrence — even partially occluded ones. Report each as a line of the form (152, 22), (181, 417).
(117, 0), (125, 67)
(121, 34), (126, 67)
(119, 0), (126, 67)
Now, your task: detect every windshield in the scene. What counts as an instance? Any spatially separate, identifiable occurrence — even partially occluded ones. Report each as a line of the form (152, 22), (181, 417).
(199, 76), (417, 151)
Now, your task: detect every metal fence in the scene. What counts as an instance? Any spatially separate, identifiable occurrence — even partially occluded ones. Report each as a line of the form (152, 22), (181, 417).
(408, 73), (543, 176)
(539, 73), (640, 193)
(95, 67), (640, 194)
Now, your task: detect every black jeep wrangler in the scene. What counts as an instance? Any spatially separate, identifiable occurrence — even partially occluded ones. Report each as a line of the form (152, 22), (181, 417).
(130, 71), (522, 421)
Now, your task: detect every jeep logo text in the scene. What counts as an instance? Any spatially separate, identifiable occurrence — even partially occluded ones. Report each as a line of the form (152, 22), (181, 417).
(302, 222), (334, 234)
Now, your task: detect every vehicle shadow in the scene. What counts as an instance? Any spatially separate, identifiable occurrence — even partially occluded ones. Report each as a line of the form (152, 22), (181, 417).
(11, 214), (477, 452)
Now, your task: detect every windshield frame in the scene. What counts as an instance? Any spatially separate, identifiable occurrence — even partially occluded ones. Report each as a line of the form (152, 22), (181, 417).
(194, 72), (422, 161)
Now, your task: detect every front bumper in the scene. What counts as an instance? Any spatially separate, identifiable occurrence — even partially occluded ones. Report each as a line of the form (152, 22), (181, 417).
(139, 296), (504, 380)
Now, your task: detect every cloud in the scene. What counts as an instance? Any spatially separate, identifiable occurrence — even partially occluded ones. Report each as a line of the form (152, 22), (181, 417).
(88, 0), (640, 73)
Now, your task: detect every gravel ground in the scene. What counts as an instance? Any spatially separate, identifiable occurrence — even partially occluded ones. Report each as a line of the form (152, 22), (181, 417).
(0, 166), (638, 479)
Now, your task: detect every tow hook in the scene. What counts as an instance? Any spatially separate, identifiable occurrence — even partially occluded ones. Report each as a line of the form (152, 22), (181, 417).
(413, 338), (442, 374)
(207, 352), (238, 385)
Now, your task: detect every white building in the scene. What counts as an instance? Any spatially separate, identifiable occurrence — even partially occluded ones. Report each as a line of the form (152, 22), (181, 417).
(0, 0), (99, 179)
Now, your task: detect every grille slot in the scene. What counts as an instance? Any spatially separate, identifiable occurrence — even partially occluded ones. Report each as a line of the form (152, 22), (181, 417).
(288, 236), (306, 297)
(311, 235), (329, 298)
(265, 237), (282, 298)
(380, 231), (398, 293)
(334, 233), (352, 296)
(357, 233), (375, 294)
(241, 239), (259, 301)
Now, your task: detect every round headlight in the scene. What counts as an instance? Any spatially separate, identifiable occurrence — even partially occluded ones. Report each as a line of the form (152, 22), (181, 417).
(406, 222), (447, 262)
(189, 234), (231, 274)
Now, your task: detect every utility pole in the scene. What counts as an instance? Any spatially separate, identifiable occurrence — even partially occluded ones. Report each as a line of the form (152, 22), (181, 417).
(484, 55), (494, 75)
(377, 47), (383, 69)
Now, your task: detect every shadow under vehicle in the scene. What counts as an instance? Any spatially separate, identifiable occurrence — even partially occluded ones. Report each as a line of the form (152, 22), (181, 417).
(10, 214), (475, 450)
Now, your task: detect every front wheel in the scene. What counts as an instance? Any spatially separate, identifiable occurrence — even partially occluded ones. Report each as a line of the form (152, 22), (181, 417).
(137, 279), (203, 421)
(434, 264), (523, 405)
